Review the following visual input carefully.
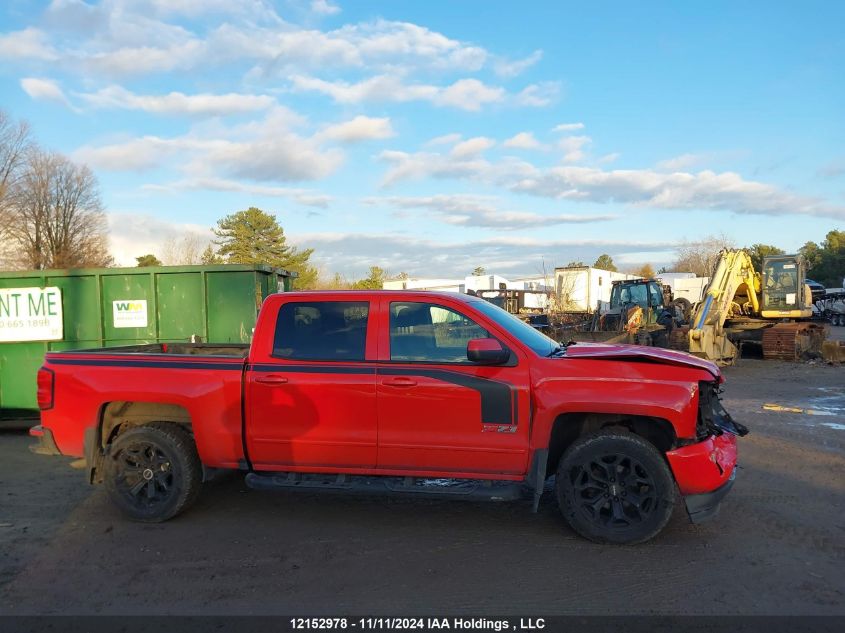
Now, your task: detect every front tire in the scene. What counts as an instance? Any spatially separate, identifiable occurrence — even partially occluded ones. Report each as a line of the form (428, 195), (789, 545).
(104, 422), (202, 522)
(556, 429), (676, 544)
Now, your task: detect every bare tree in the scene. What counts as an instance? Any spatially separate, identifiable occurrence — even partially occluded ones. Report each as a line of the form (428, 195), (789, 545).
(0, 110), (33, 255)
(161, 233), (208, 265)
(672, 234), (736, 277)
(8, 149), (112, 269)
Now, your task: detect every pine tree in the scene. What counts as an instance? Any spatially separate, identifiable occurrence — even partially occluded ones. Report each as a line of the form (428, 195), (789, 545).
(136, 254), (162, 267)
(200, 245), (223, 265)
(353, 266), (386, 289)
(593, 254), (617, 272)
(212, 207), (317, 288)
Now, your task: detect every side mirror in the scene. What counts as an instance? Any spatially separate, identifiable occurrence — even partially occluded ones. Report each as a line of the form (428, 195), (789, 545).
(467, 338), (510, 365)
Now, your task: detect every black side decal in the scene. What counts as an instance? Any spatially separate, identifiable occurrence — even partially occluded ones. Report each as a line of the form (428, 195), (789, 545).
(379, 367), (515, 426)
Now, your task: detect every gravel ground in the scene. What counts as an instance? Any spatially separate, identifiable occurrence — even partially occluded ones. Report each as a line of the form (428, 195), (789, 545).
(0, 333), (843, 615)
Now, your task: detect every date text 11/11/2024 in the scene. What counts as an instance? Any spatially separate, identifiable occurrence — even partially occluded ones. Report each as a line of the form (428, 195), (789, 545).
(290, 618), (546, 631)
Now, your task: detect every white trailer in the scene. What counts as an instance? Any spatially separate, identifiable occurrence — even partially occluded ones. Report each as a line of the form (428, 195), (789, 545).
(554, 266), (637, 313)
(382, 278), (464, 292)
(657, 274), (710, 304)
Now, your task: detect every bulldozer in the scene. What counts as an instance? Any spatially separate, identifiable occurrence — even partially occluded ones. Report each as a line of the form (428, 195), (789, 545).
(686, 250), (825, 364)
(567, 278), (687, 347)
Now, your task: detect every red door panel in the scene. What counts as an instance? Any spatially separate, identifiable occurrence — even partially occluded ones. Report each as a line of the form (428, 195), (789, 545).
(246, 364), (377, 469)
(376, 365), (529, 474)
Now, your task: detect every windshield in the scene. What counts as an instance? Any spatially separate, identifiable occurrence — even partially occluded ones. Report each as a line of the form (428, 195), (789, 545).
(471, 299), (559, 356)
(763, 260), (800, 310)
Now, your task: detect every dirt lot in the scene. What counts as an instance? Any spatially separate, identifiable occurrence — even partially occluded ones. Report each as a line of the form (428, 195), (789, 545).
(1, 337), (843, 615)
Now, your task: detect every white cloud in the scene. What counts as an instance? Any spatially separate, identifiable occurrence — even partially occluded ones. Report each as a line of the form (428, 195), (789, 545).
(364, 194), (616, 229)
(316, 116), (395, 142)
(494, 50), (542, 78)
(73, 109), (344, 182)
(424, 133), (462, 147)
(20, 77), (73, 109)
(511, 167), (845, 218)
(21, 6), (498, 79)
(0, 28), (57, 61)
(597, 152), (621, 164)
(559, 135), (592, 162)
(656, 153), (705, 171)
(196, 137), (343, 182)
(503, 132), (543, 150)
(74, 136), (180, 172)
(436, 79), (505, 110)
(82, 40), (206, 76)
(107, 212), (213, 267)
(451, 137), (496, 158)
(553, 122), (585, 132)
(377, 147), (845, 219)
(145, 0), (282, 20)
(78, 85), (275, 116)
(378, 149), (535, 187)
(289, 74), (506, 111)
(514, 82), (559, 107)
(311, 0), (341, 16)
(143, 177), (332, 208)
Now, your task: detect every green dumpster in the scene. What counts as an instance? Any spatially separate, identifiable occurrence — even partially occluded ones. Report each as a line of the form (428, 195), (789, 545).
(0, 264), (294, 416)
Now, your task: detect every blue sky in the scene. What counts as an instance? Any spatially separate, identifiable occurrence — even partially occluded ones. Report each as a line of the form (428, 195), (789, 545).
(1, 0), (843, 279)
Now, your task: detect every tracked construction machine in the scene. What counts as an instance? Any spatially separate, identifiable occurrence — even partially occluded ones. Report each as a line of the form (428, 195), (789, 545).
(687, 250), (825, 364)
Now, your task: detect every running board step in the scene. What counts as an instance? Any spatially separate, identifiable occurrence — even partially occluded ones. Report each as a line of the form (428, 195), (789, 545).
(244, 471), (525, 502)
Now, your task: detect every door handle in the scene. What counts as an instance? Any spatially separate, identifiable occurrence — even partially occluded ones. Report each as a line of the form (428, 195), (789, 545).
(381, 377), (417, 387)
(255, 375), (289, 385)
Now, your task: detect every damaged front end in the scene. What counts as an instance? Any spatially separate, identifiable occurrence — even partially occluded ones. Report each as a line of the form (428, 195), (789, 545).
(696, 381), (749, 439)
(666, 381), (748, 524)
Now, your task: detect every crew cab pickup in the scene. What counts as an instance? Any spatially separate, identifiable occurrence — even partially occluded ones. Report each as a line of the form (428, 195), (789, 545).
(32, 291), (747, 543)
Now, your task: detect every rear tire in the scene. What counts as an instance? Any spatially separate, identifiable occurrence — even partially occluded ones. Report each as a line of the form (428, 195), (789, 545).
(104, 422), (202, 522)
(556, 429), (676, 544)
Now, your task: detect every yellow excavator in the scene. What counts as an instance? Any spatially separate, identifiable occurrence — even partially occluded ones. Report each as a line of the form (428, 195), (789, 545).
(687, 250), (825, 364)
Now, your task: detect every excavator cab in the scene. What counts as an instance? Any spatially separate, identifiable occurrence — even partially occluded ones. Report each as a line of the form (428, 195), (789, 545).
(760, 255), (812, 319)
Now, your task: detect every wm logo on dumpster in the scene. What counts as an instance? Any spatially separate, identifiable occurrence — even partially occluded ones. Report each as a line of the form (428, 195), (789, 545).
(113, 299), (148, 329)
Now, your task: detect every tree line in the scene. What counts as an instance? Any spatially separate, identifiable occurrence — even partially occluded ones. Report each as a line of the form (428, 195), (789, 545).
(572, 235), (844, 288)
(670, 233), (845, 287)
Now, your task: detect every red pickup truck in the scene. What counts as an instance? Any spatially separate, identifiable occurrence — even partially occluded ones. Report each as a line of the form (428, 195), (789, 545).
(31, 290), (746, 543)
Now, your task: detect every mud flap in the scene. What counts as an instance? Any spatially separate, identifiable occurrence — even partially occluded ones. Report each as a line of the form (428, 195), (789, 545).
(526, 449), (549, 513)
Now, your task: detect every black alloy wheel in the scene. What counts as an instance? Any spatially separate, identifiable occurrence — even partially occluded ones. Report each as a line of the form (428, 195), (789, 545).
(104, 423), (202, 522)
(569, 453), (658, 528)
(556, 429), (676, 544)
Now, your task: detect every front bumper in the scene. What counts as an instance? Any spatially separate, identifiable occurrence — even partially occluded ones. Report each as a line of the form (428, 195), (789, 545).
(666, 432), (739, 523)
(666, 432), (737, 495)
(683, 468), (736, 523)
(29, 425), (62, 456)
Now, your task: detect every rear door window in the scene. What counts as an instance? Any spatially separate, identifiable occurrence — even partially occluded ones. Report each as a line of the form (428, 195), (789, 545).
(273, 301), (369, 361)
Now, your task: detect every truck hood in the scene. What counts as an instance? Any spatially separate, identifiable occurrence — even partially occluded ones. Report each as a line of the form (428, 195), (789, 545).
(562, 342), (721, 380)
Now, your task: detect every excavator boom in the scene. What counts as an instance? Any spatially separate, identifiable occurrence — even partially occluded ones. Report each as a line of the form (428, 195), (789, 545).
(687, 250), (823, 365)
(688, 250), (759, 364)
